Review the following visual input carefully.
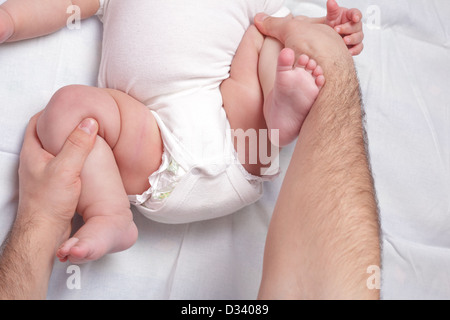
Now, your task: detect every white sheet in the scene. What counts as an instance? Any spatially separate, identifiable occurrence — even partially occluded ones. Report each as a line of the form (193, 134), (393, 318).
(0, 0), (449, 300)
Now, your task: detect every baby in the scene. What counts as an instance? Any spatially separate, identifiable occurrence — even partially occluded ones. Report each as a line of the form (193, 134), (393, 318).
(0, 0), (363, 263)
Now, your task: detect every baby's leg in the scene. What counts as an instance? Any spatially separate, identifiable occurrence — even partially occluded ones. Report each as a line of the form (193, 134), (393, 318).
(37, 85), (163, 263)
(221, 25), (267, 176)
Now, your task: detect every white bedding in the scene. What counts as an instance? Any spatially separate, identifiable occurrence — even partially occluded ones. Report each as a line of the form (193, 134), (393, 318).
(0, 0), (449, 300)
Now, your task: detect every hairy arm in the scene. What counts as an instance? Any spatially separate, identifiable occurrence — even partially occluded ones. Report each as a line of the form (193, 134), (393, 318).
(0, 213), (66, 299)
(256, 17), (380, 299)
(0, 0), (100, 43)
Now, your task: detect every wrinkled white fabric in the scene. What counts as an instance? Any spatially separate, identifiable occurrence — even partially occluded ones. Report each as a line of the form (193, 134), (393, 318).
(0, 0), (449, 300)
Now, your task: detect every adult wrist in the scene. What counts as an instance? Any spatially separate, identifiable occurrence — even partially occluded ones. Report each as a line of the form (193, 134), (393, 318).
(15, 205), (71, 248)
(0, 210), (65, 299)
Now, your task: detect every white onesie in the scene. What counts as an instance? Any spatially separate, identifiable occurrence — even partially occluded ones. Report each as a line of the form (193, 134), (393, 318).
(96, 0), (288, 224)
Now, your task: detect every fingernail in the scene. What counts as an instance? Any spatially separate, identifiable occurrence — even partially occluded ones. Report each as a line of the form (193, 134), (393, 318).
(78, 118), (97, 136)
(335, 27), (341, 33)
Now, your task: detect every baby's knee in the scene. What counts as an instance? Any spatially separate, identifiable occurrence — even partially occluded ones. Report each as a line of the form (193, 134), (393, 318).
(37, 85), (92, 155)
(41, 85), (90, 123)
(37, 85), (122, 155)
(49, 85), (92, 111)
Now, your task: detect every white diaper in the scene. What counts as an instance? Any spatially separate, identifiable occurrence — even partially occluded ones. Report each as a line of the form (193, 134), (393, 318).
(128, 90), (279, 224)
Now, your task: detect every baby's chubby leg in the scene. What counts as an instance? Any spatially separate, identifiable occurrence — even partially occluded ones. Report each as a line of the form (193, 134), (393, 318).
(37, 85), (163, 263)
(221, 25), (267, 176)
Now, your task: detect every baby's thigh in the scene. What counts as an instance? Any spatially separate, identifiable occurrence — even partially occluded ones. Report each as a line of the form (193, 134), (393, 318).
(103, 89), (163, 195)
(221, 26), (268, 176)
(223, 25), (265, 90)
(221, 26), (265, 129)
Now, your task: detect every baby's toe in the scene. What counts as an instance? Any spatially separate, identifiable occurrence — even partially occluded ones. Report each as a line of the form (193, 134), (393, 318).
(296, 54), (310, 68)
(277, 48), (296, 70)
(316, 75), (326, 88)
(313, 65), (323, 77)
(306, 59), (317, 72)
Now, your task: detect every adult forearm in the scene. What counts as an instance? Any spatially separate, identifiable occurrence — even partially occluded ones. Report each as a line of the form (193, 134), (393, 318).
(298, 63), (379, 298)
(0, 213), (62, 299)
(259, 62), (380, 299)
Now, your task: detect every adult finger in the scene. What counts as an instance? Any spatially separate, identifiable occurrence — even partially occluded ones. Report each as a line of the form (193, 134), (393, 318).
(254, 13), (293, 43)
(18, 111), (54, 171)
(53, 118), (98, 174)
(20, 112), (43, 158)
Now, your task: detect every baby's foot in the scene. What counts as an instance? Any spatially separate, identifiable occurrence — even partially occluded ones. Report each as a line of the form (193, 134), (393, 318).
(57, 206), (138, 264)
(266, 48), (325, 147)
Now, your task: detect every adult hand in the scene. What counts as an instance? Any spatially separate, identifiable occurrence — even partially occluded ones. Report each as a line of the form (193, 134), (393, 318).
(17, 113), (99, 241)
(254, 13), (353, 73)
(0, 114), (98, 299)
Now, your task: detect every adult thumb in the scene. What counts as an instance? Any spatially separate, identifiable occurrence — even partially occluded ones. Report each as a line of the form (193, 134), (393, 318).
(254, 13), (291, 44)
(55, 118), (98, 173)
